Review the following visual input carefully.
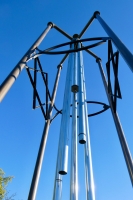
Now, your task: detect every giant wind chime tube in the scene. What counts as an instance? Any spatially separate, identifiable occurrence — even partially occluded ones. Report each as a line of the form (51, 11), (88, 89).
(70, 42), (78, 200)
(52, 45), (73, 200)
(53, 41), (95, 200)
(78, 43), (95, 200)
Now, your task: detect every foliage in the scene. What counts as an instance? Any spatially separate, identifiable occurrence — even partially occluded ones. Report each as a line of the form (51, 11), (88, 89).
(3, 191), (16, 200)
(0, 169), (13, 200)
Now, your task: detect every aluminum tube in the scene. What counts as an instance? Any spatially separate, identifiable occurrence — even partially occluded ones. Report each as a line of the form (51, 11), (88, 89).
(28, 65), (62, 200)
(71, 42), (78, 93)
(58, 49), (73, 175)
(0, 23), (53, 102)
(52, 113), (63, 200)
(97, 59), (133, 186)
(82, 61), (95, 200)
(70, 93), (78, 200)
(95, 13), (133, 72)
(53, 155), (62, 200)
(53, 174), (62, 200)
(70, 47), (78, 200)
(78, 43), (86, 144)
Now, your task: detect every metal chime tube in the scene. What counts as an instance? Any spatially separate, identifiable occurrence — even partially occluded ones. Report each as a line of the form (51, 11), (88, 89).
(0, 23), (53, 102)
(78, 43), (95, 200)
(82, 59), (95, 200)
(78, 43), (86, 144)
(97, 59), (133, 186)
(53, 157), (62, 200)
(58, 47), (73, 175)
(53, 54), (71, 200)
(70, 43), (78, 200)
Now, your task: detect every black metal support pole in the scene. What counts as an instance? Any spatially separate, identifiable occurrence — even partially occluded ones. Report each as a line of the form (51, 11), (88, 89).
(95, 12), (133, 72)
(84, 48), (100, 60)
(47, 22), (72, 40)
(46, 73), (48, 118)
(54, 25), (73, 40)
(27, 64), (62, 200)
(33, 58), (37, 109)
(0, 23), (53, 102)
(59, 53), (69, 65)
(96, 58), (133, 186)
(79, 13), (96, 38)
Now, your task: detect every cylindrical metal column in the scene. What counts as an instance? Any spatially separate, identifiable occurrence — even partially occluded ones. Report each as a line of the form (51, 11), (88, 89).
(70, 93), (78, 200)
(78, 43), (86, 144)
(82, 63), (95, 200)
(71, 41), (78, 93)
(97, 59), (133, 186)
(0, 23), (53, 102)
(53, 157), (62, 200)
(28, 65), (62, 200)
(95, 12), (133, 72)
(58, 46), (73, 175)
(70, 43), (78, 200)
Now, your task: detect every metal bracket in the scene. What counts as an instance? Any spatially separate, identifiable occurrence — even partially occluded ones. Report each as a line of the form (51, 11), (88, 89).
(25, 57), (49, 120)
(106, 40), (122, 113)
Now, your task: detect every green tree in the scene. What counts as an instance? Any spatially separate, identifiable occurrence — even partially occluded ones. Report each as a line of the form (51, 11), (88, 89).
(0, 169), (13, 200)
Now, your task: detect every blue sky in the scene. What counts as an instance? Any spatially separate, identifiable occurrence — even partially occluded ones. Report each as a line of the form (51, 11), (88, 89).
(1, 0), (133, 200)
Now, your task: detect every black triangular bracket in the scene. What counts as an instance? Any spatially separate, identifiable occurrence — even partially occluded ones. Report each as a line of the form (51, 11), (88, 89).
(106, 40), (122, 113)
(25, 57), (49, 120)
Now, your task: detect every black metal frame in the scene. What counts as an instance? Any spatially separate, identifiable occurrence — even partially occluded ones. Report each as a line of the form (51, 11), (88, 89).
(25, 65), (47, 119)
(25, 36), (111, 122)
(34, 37), (108, 56)
(50, 101), (110, 123)
(26, 36), (122, 121)
(26, 39), (113, 124)
(106, 40), (122, 113)
(26, 57), (62, 120)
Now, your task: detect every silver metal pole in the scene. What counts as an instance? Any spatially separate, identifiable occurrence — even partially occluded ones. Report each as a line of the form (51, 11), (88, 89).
(97, 59), (133, 186)
(53, 159), (62, 200)
(52, 50), (73, 200)
(95, 12), (133, 72)
(58, 46), (73, 175)
(0, 23), (53, 102)
(71, 40), (78, 93)
(78, 43), (86, 144)
(70, 46), (78, 200)
(70, 93), (78, 200)
(82, 61), (95, 200)
(28, 65), (62, 200)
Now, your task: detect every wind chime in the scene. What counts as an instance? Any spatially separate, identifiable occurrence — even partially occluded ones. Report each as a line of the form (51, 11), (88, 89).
(1, 11), (133, 200)
(52, 38), (95, 200)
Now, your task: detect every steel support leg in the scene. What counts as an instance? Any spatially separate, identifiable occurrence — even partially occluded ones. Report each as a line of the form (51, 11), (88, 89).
(95, 12), (133, 72)
(28, 65), (62, 200)
(0, 23), (53, 102)
(97, 59), (133, 186)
